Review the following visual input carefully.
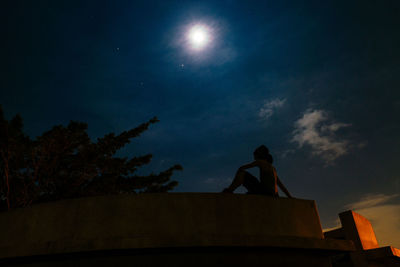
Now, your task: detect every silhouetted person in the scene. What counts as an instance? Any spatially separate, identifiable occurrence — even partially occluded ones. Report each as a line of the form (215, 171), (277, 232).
(222, 145), (293, 198)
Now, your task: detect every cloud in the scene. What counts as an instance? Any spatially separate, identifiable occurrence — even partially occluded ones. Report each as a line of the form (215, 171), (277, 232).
(321, 123), (352, 133)
(345, 194), (400, 248)
(258, 98), (286, 120)
(291, 109), (351, 163)
(345, 194), (399, 210)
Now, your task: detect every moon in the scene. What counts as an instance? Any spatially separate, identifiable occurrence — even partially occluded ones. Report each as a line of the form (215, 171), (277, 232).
(187, 24), (211, 51)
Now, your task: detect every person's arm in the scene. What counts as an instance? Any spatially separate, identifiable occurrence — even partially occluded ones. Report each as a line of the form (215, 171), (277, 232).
(238, 161), (259, 171)
(277, 176), (293, 198)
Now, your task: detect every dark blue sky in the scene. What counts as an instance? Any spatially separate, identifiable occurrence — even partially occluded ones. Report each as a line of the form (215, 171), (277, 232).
(1, 0), (400, 244)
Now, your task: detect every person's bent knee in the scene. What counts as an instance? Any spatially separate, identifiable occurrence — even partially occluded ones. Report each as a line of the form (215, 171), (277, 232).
(236, 169), (248, 175)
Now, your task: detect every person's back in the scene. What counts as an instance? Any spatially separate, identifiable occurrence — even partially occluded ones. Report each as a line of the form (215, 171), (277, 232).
(257, 159), (278, 196)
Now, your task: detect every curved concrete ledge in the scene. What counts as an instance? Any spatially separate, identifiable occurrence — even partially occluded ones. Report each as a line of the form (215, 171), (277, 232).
(0, 193), (354, 259)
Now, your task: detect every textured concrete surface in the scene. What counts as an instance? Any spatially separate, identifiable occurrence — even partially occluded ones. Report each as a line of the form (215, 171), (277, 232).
(0, 193), (355, 266)
(339, 210), (379, 250)
(0, 247), (337, 267)
(324, 210), (400, 266)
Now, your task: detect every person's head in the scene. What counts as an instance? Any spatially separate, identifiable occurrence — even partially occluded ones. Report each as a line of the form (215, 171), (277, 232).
(253, 145), (273, 164)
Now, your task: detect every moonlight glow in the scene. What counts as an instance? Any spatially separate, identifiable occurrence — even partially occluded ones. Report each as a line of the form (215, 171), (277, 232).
(187, 24), (211, 51)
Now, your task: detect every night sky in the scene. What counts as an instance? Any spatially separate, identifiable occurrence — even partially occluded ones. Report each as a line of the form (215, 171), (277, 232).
(1, 1), (400, 246)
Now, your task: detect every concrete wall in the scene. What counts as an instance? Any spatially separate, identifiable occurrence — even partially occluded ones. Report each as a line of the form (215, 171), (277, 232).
(0, 247), (336, 267)
(325, 210), (400, 266)
(0, 193), (327, 259)
(339, 210), (379, 250)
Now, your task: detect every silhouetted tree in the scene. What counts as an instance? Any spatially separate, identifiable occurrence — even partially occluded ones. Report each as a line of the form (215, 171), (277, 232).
(0, 105), (182, 211)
